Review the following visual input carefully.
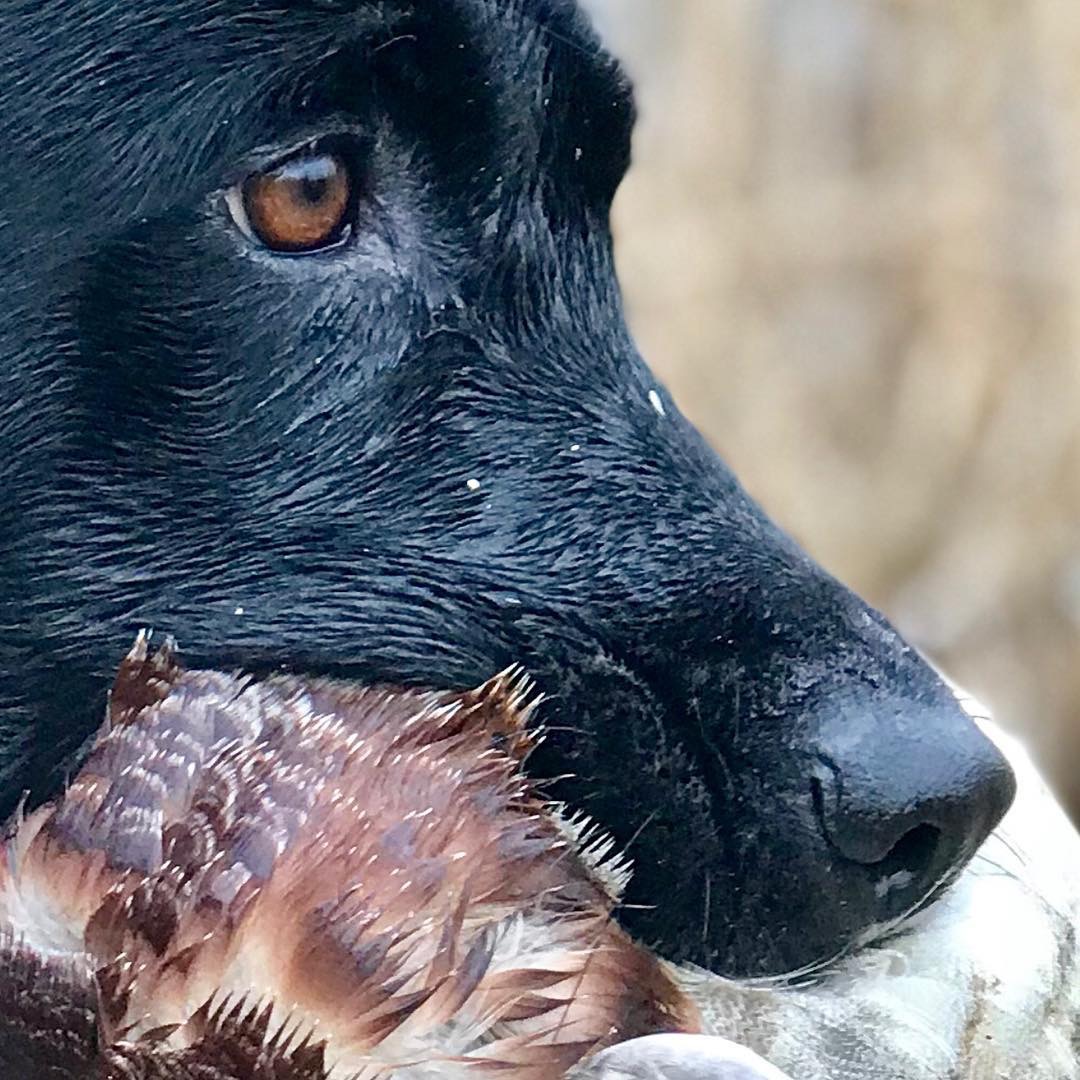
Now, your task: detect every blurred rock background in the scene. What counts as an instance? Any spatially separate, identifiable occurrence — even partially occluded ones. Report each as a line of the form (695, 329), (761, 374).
(583, 0), (1080, 815)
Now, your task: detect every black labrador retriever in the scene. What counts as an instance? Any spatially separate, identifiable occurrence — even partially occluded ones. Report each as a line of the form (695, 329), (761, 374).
(0, 0), (1014, 980)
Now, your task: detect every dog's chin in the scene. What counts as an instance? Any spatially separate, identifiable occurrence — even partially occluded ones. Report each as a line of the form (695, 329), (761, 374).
(676, 704), (1080, 1080)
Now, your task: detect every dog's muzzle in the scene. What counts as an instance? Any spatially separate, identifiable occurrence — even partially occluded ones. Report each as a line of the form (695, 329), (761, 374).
(644, 701), (1080, 1080)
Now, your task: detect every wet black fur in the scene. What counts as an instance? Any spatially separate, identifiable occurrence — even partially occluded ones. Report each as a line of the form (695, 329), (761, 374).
(0, 0), (1014, 977)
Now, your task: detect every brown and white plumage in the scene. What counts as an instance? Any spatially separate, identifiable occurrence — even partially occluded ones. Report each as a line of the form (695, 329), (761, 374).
(0, 634), (697, 1079)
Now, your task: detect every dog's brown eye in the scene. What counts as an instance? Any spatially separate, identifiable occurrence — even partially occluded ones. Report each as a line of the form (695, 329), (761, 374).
(238, 150), (353, 253)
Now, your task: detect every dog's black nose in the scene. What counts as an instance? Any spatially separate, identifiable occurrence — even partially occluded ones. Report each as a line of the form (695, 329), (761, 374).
(811, 698), (1016, 905)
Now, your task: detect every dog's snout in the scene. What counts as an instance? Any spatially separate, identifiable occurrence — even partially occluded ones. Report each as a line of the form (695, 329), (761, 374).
(812, 700), (1017, 906)
(573, 565), (1020, 977)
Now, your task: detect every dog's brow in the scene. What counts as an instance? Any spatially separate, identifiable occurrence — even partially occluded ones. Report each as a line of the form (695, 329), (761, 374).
(319, 0), (409, 35)
(516, 4), (636, 143)
(247, 0), (409, 39)
(521, 4), (632, 84)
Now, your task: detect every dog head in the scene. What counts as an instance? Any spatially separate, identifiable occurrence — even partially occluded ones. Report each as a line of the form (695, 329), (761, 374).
(0, 0), (1014, 979)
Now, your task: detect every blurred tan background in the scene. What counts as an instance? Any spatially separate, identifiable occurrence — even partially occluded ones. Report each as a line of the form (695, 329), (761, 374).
(583, 0), (1080, 815)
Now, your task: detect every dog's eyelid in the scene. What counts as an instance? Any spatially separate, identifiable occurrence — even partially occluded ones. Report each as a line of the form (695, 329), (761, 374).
(224, 186), (256, 243)
(228, 122), (370, 179)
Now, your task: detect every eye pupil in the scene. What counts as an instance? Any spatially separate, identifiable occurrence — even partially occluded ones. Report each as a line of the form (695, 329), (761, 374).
(240, 148), (355, 254)
(300, 177), (330, 205)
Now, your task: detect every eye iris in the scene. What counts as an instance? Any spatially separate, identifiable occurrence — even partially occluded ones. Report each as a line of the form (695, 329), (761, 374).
(243, 152), (352, 252)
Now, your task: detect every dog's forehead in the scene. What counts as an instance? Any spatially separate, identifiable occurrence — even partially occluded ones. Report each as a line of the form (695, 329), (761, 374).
(0, 0), (617, 145)
(0, 0), (626, 263)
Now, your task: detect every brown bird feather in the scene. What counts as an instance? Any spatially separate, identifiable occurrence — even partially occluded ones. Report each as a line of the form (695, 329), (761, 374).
(0, 634), (697, 1079)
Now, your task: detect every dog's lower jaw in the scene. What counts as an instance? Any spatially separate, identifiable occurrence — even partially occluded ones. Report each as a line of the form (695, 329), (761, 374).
(678, 715), (1080, 1080)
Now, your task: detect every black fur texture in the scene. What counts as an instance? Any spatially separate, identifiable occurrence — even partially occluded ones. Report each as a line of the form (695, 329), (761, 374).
(0, 0), (1015, 977)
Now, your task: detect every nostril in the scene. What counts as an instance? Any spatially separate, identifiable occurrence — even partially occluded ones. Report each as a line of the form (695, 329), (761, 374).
(875, 822), (942, 880)
(810, 773), (944, 872)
